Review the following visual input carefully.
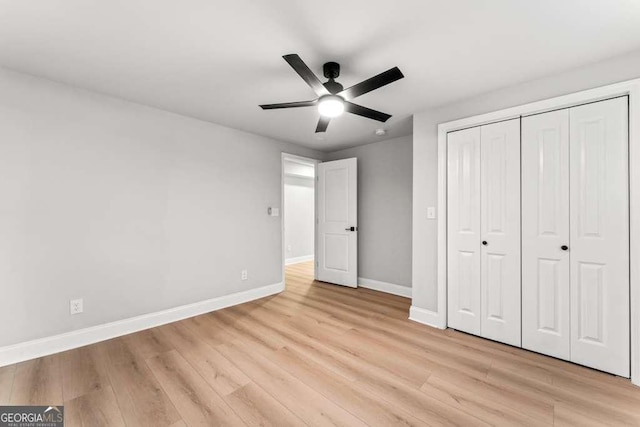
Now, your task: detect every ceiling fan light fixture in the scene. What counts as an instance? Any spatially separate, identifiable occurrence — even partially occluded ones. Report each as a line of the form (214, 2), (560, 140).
(259, 55), (404, 132)
(318, 95), (345, 118)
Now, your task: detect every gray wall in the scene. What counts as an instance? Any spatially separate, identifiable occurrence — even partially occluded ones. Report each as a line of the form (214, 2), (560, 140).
(412, 48), (640, 312)
(327, 136), (413, 287)
(0, 67), (323, 347)
(284, 175), (315, 261)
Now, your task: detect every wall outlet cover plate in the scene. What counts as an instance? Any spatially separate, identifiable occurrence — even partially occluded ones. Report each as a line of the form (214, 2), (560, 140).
(70, 298), (83, 315)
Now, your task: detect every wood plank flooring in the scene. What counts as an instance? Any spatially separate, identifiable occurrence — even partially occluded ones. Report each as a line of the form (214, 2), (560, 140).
(2, 261), (640, 426)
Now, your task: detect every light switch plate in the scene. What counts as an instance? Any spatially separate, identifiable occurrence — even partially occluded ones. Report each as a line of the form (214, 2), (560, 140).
(427, 207), (437, 219)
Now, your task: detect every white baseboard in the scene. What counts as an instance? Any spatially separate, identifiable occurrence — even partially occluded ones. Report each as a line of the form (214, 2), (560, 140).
(0, 282), (284, 367)
(358, 277), (412, 298)
(285, 255), (314, 265)
(409, 305), (447, 329)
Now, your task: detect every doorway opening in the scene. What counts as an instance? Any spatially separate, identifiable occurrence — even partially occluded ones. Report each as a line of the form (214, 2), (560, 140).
(282, 154), (318, 283)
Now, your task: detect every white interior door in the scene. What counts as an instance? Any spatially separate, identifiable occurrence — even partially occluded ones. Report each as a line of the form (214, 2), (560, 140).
(317, 158), (358, 287)
(521, 109), (571, 360)
(569, 97), (629, 377)
(480, 119), (521, 346)
(447, 127), (482, 335)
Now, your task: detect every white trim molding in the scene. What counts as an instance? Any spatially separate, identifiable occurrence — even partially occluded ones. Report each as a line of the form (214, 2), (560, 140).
(285, 255), (314, 265)
(358, 277), (412, 298)
(0, 282), (284, 368)
(409, 306), (446, 329)
(435, 77), (640, 386)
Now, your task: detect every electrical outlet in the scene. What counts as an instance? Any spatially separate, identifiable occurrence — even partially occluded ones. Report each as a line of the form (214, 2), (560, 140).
(287, 245), (292, 252)
(241, 270), (248, 281)
(70, 298), (83, 315)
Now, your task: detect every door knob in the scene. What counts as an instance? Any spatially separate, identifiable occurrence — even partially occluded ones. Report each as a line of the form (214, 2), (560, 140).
(482, 241), (488, 246)
(561, 245), (569, 251)
(345, 226), (357, 232)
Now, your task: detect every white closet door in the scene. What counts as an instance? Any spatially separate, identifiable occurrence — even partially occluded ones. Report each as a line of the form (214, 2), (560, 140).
(447, 127), (482, 335)
(480, 119), (521, 346)
(521, 109), (571, 360)
(569, 97), (629, 377)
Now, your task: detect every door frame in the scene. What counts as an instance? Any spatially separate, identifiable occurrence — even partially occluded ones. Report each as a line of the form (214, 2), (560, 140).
(430, 78), (640, 385)
(281, 153), (320, 283)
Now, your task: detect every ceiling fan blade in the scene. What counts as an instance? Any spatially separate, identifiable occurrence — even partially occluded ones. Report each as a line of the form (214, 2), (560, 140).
(339, 67), (404, 100)
(260, 100), (317, 110)
(283, 54), (330, 97)
(345, 102), (392, 122)
(316, 116), (330, 133)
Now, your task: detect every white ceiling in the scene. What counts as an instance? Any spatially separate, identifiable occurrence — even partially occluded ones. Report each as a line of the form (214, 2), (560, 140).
(1, 1), (640, 151)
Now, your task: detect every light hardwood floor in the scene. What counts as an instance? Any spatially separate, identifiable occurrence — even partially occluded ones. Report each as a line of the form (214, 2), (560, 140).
(2, 261), (640, 426)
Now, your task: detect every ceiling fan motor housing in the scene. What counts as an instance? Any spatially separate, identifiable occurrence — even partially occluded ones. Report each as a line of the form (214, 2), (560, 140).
(323, 62), (340, 79)
(322, 62), (343, 94)
(323, 80), (344, 94)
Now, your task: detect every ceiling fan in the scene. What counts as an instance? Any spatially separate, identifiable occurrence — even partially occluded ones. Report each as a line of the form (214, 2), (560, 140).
(260, 54), (404, 133)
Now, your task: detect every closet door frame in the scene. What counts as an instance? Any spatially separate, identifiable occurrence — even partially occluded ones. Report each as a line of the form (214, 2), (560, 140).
(425, 78), (640, 387)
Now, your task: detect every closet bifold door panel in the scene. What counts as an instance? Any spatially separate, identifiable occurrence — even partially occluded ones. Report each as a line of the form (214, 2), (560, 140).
(569, 97), (629, 377)
(521, 109), (571, 360)
(447, 120), (521, 344)
(480, 119), (521, 346)
(521, 97), (630, 377)
(447, 127), (482, 335)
